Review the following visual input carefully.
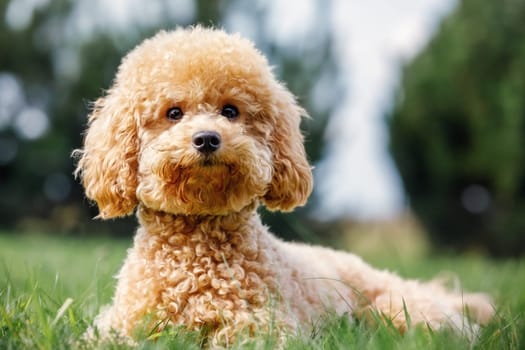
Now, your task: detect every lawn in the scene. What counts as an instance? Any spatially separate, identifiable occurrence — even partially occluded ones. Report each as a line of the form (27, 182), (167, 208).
(1, 232), (524, 349)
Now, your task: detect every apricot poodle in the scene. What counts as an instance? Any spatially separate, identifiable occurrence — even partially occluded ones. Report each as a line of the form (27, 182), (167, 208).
(75, 27), (493, 346)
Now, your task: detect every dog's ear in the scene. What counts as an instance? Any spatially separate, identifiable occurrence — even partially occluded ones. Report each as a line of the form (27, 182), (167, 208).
(262, 85), (313, 212)
(74, 92), (139, 219)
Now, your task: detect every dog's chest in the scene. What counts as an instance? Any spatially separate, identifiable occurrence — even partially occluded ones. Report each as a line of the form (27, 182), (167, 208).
(142, 229), (278, 327)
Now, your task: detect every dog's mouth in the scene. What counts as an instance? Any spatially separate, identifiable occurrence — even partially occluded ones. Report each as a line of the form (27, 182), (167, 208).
(167, 157), (239, 180)
(199, 155), (220, 168)
(199, 160), (239, 175)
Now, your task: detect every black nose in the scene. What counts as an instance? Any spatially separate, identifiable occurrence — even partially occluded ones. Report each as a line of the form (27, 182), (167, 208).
(192, 131), (221, 154)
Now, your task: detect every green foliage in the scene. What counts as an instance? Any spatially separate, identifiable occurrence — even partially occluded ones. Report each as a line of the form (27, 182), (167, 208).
(389, 0), (525, 256)
(1, 233), (524, 349)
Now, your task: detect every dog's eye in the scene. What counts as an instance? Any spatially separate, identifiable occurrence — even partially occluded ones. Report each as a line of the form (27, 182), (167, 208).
(221, 104), (239, 120)
(166, 107), (184, 121)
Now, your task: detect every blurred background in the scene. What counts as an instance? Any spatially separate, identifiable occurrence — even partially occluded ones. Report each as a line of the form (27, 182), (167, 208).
(0, 0), (524, 257)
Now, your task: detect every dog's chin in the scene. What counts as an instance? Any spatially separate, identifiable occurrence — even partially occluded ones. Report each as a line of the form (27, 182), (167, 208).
(137, 159), (270, 216)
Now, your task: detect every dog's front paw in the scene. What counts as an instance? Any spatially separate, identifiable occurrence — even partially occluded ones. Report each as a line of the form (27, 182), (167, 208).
(79, 325), (136, 349)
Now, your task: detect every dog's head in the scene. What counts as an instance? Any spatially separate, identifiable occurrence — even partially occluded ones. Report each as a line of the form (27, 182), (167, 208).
(75, 27), (313, 218)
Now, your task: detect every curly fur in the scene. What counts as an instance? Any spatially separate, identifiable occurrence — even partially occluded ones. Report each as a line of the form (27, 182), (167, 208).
(75, 27), (494, 346)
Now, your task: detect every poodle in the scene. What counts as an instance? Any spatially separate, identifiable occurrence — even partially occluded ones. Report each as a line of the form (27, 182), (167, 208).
(75, 27), (494, 346)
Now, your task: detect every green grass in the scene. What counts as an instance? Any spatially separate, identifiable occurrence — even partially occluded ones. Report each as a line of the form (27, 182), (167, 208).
(1, 233), (524, 349)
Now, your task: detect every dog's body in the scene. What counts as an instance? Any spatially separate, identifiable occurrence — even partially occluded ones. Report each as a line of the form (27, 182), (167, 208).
(75, 27), (493, 345)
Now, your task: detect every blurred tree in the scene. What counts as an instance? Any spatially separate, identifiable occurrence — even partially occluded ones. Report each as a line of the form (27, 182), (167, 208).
(0, 0), (132, 234)
(0, 0), (341, 240)
(389, 0), (525, 256)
